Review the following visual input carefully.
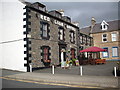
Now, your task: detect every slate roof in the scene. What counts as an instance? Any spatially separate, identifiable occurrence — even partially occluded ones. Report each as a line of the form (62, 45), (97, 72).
(80, 26), (91, 35)
(80, 20), (120, 35)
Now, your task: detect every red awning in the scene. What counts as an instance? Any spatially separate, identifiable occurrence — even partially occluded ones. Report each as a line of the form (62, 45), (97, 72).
(80, 46), (107, 53)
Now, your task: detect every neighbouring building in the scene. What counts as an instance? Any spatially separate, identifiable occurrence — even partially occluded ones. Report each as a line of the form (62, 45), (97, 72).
(78, 31), (93, 60)
(80, 17), (120, 61)
(79, 32), (93, 51)
(0, 0), (26, 71)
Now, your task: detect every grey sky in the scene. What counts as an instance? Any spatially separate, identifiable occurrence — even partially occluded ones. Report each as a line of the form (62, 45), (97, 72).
(27, 1), (118, 28)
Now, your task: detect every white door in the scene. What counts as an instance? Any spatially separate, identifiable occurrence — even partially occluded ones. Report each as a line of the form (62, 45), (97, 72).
(61, 52), (64, 62)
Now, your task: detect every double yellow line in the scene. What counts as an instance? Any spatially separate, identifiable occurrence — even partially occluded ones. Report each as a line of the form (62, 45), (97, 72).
(0, 76), (103, 89)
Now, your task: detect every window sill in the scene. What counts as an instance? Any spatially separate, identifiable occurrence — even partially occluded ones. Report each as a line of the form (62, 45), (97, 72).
(111, 41), (118, 42)
(102, 41), (108, 43)
(102, 57), (109, 58)
(112, 56), (119, 57)
(42, 37), (50, 40)
(71, 42), (75, 44)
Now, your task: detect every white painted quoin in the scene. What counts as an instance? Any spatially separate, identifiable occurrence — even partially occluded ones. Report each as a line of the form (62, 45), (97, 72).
(0, 0), (27, 72)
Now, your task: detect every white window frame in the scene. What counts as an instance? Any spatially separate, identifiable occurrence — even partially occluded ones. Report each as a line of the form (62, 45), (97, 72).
(71, 32), (74, 42)
(112, 47), (119, 57)
(59, 28), (64, 40)
(102, 34), (108, 42)
(83, 35), (85, 44)
(80, 35), (83, 44)
(87, 37), (90, 46)
(101, 20), (109, 30)
(111, 33), (117, 41)
(101, 25), (108, 30)
(42, 24), (48, 37)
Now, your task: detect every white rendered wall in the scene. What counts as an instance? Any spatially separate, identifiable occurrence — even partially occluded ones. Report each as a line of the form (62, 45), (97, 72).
(0, 0), (27, 72)
(0, 1), (2, 69)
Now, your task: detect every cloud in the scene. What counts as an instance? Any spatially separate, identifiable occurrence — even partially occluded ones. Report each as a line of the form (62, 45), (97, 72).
(29, 2), (118, 27)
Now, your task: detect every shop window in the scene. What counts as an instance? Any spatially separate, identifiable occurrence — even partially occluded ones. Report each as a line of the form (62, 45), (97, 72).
(102, 47), (109, 58)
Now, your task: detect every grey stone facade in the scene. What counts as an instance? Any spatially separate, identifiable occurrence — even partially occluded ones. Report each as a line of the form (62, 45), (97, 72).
(23, 2), (79, 70)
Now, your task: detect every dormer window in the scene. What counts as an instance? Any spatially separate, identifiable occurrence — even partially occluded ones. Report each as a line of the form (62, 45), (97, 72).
(101, 24), (108, 30)
(63, 16), (71, 22)
(49, 10), (62, 19)
(39, 7), (46, 11)
(101, 20), (109, 30)
(56, 13), (62, 18)
(32, 2), (46, 12)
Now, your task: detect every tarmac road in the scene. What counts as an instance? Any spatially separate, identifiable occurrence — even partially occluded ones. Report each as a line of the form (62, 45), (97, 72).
(2, 78), (103, 89)
(0, 69), (103, 89)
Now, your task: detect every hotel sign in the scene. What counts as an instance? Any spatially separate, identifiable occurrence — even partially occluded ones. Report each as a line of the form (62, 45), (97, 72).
(40, 14), (50, 21)
(40, 14), (76, 31)
(54, 20), (64, 26)
(67, 25), (76, 31)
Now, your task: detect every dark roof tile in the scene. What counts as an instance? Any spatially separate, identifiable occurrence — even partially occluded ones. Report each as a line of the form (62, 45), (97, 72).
(92, 20), (120, 33)
(80, 20), (120, 34)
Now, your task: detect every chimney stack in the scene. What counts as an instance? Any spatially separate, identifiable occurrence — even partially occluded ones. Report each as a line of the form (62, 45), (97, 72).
(72, 22), (79, 27)
(90, 17), (96, 35)
(91, 17), (96, 26)
(58, 9), (64, 16)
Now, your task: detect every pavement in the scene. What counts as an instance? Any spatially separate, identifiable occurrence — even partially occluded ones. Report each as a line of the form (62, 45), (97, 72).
(3, 71), (119, 89)
(33, 62), (117, 76)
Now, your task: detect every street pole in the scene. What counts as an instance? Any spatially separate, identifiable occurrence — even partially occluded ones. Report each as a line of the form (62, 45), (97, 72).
(114, 67), (117, 77)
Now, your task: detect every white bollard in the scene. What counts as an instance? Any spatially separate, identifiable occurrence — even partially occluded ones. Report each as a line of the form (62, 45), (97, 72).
(30, 64), (32, 72)
(114, 67), (117, 77)
(52, 65), (55, 74)
(80, 66), (83, 76)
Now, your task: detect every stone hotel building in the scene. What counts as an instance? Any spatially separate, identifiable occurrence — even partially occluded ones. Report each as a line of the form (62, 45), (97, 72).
(23, 2), (80, 71)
